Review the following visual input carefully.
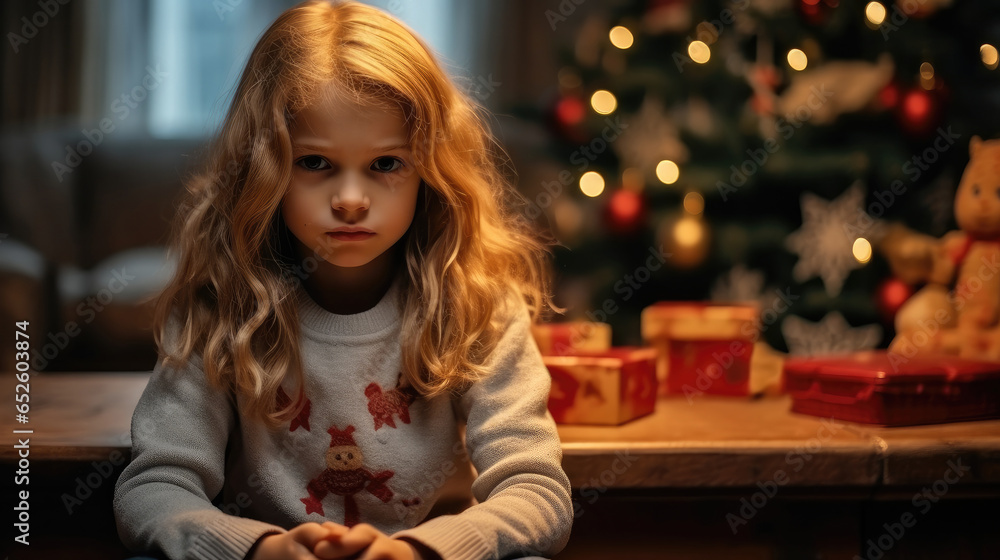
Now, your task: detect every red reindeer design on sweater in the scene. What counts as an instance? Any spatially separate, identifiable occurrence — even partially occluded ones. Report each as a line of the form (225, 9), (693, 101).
(276, 387), (312, 432)
(365, 376), (415, 430)
(300, 425), (394, 526)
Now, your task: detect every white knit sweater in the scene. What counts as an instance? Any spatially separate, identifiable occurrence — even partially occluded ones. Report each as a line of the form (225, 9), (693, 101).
(113, 275), (573, 560)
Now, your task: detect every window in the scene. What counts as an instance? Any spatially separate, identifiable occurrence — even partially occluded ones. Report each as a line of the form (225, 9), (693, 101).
(95, 0), (480, 139)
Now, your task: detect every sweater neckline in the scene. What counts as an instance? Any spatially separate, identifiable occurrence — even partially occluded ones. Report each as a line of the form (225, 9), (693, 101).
(296, 273), (404, 337)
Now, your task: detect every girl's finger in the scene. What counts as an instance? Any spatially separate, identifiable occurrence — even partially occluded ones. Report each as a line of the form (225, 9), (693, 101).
(321, 521), (350, 538)
(314, 523), (379, 558)
(290, 522), (337, 550)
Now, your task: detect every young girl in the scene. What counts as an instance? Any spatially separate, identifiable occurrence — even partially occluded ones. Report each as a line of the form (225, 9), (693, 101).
(112, 1), (573, 559)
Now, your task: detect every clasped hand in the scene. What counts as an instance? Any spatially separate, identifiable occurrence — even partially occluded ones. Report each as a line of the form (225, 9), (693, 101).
(250, 521), (422, 560)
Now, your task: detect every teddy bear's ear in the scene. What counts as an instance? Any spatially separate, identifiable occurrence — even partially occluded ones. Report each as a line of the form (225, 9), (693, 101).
(970, 136), (983, 157)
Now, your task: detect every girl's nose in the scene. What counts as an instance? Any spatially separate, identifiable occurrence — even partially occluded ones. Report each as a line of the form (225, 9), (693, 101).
(331, 176), (370, 213)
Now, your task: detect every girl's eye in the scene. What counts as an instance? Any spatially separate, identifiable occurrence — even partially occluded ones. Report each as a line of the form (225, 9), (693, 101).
(371, 157), (403, 173)
(297, 155), (330, 171)
(973, 185), (981, 196)
(334, 453), (342, 461)
(347, 453), (354, 460)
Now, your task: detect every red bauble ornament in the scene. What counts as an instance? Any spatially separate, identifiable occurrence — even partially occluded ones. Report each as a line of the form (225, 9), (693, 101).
(894, 0), (942, 19)
(878, 81), (900, 111)
(796, 0), (838, 26)
(896, 86), (940, 137)
(603, 189), (646, 235)
(555, 96), (586, 127)
(549, 95), (588, 143)
(877, 277), (914, 324)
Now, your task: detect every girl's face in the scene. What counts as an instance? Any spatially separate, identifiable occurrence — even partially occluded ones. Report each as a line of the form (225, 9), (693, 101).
(282, 88), (422, 271)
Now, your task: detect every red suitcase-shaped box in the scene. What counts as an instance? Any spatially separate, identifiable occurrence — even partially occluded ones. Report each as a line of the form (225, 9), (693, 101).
(783, 351), (1000, 426)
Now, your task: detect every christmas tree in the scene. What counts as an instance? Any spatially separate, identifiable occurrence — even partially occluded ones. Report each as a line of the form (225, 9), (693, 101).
(528, 0), (1000, 354)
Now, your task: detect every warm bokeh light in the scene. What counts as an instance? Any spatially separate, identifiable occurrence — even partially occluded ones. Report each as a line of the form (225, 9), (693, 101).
(982, 44), (999, 70)
(590, 90), (617, 115)
(656, 160), (680, 184)
(674, 216), (705, 248)
(558, 67), (582, 89)
(919, 62), (934, 80)
(683, 192), (704, 215)
(853, 238), (872, 264)
(688, 41), (710, 64)
(579, 171), (605, 197)
(919, 62), (935, 89)
(865, 2), (886, 25)
(787, 49), (808, 71)
(553, 198), (583, 239)
(609, 26), (634, 49)
(622, 167), (644, 191)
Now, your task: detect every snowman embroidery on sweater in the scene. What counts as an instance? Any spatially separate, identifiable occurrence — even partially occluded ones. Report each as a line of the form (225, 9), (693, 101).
(300, 425), (394, 527)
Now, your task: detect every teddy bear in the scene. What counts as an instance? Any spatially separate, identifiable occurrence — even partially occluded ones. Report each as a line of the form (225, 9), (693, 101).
(886, 136), (1000, 359)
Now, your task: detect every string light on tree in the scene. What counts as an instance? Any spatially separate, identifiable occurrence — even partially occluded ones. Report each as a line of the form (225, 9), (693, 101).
(787, 49), (808, 71)
(609, 26), (634, 49)
(579, 171), (605, 197)
(552, 197), (584, 242)
(591, 90), (617, 114)
(688, 40), (710, 64)
(558, 67), (582, 90)
(982, 44), (999, 70)
(865, 1), (887, 26)
(660, 213), (709, 268)
(853, 238), (873, 264)
(920, 62), (935, 90)
(656, 160), (680, 185)
(622, 167), (645, 191)
(683, 192), (704, 215)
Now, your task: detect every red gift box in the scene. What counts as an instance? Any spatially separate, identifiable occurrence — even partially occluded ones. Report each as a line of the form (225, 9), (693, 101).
(783, 351), (1000, 426)
(641, 302), (760, 397)
(531, 321), (612, 355)
(543, 347), (657, 425)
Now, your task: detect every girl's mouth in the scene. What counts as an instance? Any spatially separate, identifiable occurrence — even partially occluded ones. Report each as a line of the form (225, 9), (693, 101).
(327, 231), (375, 241)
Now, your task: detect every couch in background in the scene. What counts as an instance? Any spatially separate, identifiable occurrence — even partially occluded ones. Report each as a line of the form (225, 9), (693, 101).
(0, 126), (205, 372)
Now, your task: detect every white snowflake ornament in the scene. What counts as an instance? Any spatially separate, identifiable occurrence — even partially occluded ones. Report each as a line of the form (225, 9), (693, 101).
(781, 312), (882, 356)
(612, 95), (689, 173)
(786, 182), (882, 297)
(711, 264), (766, 304)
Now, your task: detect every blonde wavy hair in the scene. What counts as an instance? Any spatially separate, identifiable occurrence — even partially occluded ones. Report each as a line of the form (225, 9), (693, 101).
(154, 0), (557, 428)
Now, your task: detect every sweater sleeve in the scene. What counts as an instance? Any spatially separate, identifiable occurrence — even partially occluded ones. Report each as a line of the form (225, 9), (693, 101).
(113, 323), (285, 560)
(392, 298), (574, 559)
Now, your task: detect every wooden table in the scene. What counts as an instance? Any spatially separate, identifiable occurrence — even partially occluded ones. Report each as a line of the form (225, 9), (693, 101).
(4, 372), (1000, 492)
(4, 373), (1000, 559)
(559, 395), (1000, 492)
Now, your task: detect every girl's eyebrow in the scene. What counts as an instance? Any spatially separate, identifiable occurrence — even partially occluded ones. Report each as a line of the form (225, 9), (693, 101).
(291, 141), (411, 153)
